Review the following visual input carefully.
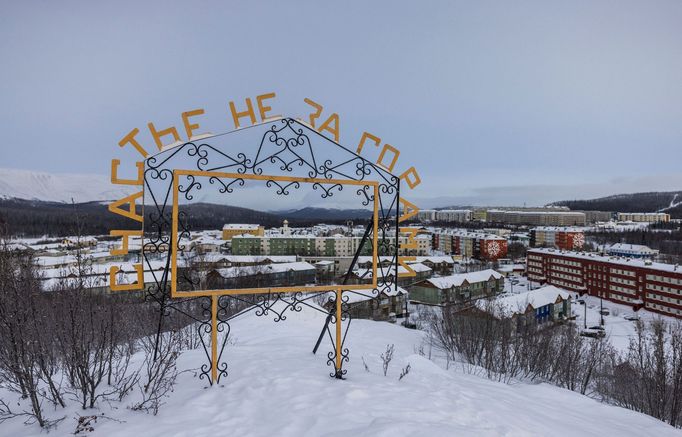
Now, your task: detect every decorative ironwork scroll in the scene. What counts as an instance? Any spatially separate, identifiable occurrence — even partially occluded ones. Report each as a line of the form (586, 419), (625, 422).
(141, 117), (400, 384)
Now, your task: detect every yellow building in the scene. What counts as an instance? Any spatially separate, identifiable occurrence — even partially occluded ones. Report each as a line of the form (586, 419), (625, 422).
(222, 224), (264, 240)
(472, 210), (487, 222)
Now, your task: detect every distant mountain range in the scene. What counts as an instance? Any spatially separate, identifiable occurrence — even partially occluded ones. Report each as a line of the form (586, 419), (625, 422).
(0, 199), (375, 238)
(551, 191), (682, 217)
(3, 169), (682, 236)
(0, 168), (133, 202)
(0, 170), (378, 236)
(273, 207), (373, 220)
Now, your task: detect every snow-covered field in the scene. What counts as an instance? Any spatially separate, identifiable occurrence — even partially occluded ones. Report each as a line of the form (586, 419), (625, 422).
(2, 302), (680, 437)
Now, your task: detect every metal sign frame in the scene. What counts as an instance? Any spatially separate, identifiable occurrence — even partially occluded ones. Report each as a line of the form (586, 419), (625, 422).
(141, 117), (400, 384)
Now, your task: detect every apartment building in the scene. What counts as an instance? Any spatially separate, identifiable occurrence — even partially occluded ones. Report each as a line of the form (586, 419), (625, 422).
(617, 212), (670, 223)
(232, 232), (432, 257)
(222, 224), (265, 240)
(530, 227), (585, 250)
(433, 230), (508, 261)
(487, 210), (586, 226)
(526, 248), (682, 319)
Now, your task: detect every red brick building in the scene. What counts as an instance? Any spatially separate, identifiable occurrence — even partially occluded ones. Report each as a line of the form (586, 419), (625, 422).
(527, 248), (682, 319)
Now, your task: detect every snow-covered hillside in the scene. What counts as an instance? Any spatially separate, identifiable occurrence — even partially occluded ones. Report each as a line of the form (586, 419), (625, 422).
(0, 168), (132, 202)
(1, 302), (679, 437)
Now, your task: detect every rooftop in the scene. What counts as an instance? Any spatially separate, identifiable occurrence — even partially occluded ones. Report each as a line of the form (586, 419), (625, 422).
(425, 269), (503, 289)
(528, 248), (681, 273)
(222, 224), (261, 230)
(481, 285), (571, 317)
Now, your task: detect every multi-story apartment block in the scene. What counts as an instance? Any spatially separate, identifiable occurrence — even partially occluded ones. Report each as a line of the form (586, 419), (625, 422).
(433, 230), (507, 261)
(416, 209), (472, 223)
(222, 224), (265, 240)
(487, 210), (586, 226)
(232, 232), (432, 257)
(582, 211), (613, 223)
(526, 248), (682, 319)
(435, 209), (471, 222)
(417, 209), (437, 222)
(530, 227), (585, 250)
(617, 212), (670, 223)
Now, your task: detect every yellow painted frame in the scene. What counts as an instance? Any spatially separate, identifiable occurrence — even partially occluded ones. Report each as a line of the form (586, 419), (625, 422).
(171, 170), (382, 380)
(170, 169), (380, 298)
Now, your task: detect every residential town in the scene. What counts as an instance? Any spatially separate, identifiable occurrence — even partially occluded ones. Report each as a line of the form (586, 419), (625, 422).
(10, 205), (681, 332)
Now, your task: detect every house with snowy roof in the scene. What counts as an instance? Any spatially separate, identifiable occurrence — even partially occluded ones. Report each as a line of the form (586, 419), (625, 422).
(477, 285), (572, 326)
(351, 263), (433, 287)
(409, 269), (504, 305)
(355, 256), (455, 275)
(607, 243), (658, 259)
(323, 284), (409, 321)
(204, 261), (316, 290)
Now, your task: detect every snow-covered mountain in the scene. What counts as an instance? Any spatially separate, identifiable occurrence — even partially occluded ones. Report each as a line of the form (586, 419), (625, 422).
(0, 168), (133, 202)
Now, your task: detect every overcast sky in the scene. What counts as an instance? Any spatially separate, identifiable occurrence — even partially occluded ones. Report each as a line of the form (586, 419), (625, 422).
(1, 0), (681, 207)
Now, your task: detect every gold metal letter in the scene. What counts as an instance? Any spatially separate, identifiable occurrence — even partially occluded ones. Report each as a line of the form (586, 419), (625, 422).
(399, 197), (419, 223)
(400, 167), (421, 190)
(108, 191), (144, 222)
(110, 264), (144, 291)
(118, 128), (150, 158)
(111, 159), (144, 186)
(229, 98), (257, 128)
(148, 122), (181, 151)
(398, 256), (417, 278)
(377, 144), (400, 172)
(400, 227), (419, 250)
(318, 113), (340, 142)
(182, 108), (205, 140)
(303, 98), (323, 128)
(356, 132), (380, 154)
(256, 92), (280, 121)
(109, 229), (143, 256)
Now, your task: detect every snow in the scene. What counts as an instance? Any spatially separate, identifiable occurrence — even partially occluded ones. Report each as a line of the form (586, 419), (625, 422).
(529, 247), (682, 273)
(571, 294), (680, 352)
(356, 256), (455, 265)
(1, 301), (680, 436)
(485, 285), (571, 317)
(222, 224), (261, 230)
(0, 168), (133, 202)
(426, 269), (502, 289)
(213, 261), (316, 277)
(337, 284), (408, 304)
(354, 263), (432, 279)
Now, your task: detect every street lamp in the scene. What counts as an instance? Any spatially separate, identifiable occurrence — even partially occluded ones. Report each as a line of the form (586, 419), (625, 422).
(600, 294), (604, 327)
(584, 298), (587, 329)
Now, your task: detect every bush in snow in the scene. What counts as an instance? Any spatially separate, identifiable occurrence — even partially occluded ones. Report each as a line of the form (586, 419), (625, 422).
(381, 344), (394, 377)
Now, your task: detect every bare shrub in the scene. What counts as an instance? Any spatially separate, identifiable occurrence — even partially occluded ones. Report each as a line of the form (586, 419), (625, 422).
(131, 331), (181, 415)
(398, 364), (411, 381)
(429, 302), (682, 429)
(381, 344), (394, 377)
(361, 356), (371, 373)
(0, 244), (53, 426)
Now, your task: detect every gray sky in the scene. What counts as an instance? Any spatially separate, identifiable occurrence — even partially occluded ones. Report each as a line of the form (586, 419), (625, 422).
(1, 0), (681, 207)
